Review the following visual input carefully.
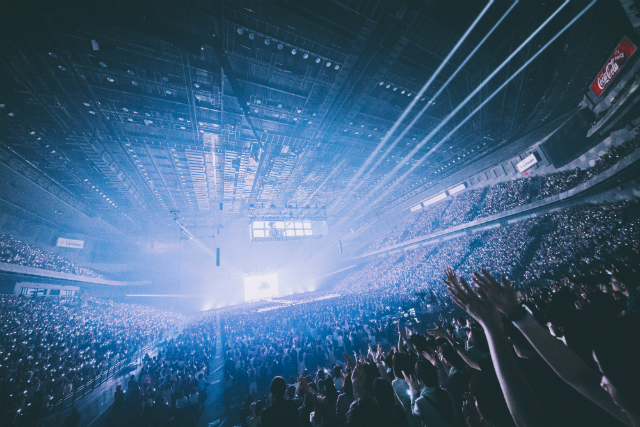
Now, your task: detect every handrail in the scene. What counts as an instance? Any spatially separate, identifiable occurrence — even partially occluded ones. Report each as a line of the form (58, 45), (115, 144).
(19, 341), (158, 427)
(56, 342), (155, 410)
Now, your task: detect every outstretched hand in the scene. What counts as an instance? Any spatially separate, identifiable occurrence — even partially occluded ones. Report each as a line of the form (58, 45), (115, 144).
(298, 376), (310, 393)
(402, 371), (415, 394)
(421, 350), (437, 366)
(462, 392), (483, 427)
(425, 322), (449, 340)
(472, 269), (520, 318)
(343, 352), (356, 369)
(444, 267), (501, 328)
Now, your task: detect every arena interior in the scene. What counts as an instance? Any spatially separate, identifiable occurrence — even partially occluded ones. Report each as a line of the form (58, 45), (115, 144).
(1, 1), (640, 427)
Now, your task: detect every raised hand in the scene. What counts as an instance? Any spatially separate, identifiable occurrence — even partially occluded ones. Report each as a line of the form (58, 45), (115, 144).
(421, 350), (437, 366)
(343, 352), (356, 369)
(298, 376), (310, 392)
(426, 322), (449, 339)
(445, 269), (501, 328)
(462, 392), (483, 427)
(375, 345), (384, 365)
(402, 371), (415, 393)
(397, 319), (406, 337)
(472, 269), (520, 318)
(352, 360), (367, 398)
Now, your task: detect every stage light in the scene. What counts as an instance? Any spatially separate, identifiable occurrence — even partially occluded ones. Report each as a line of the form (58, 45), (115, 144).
(291, 48), (296, 55)
(237, 28), (244, 35)
(264, 39), (270, 45)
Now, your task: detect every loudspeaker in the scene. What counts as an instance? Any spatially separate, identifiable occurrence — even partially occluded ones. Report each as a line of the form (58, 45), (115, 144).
(540, 108), (597, 168)
(219, 203), (223, 211)
(338, 240), (343, 255)
(216, 248), (220, 266)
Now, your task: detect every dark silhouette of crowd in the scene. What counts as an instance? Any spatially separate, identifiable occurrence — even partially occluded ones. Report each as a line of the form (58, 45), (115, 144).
(217, 198), (640, 427)
(0, 235), (103, 279)
(106, 311), (217, 427)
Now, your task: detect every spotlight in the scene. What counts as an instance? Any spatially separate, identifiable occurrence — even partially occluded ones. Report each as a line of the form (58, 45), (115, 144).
(303, 53), (308, 59)
(277, 43), (283, 50)
(249, 33), (255, 40)
(291, 48), (297, 55)
(326, 61), (331, 67)
(264, 39), (270, 46)
(334, 64), (339, 70)
(316, 57), (321, 63)
(237, 28), (244, 35)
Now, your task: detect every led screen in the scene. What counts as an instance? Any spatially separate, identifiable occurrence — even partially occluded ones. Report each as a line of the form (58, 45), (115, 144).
(244, 273), (279, 301)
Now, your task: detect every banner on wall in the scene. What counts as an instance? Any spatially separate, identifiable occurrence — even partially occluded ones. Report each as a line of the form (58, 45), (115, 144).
(56, 237), (84, 249)
(590, 36), (636, 97)
(516, 153), (540, 172)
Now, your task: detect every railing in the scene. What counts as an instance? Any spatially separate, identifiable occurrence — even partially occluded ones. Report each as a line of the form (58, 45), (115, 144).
(57, 344), (154, 410)
(18, 342), (157, 427)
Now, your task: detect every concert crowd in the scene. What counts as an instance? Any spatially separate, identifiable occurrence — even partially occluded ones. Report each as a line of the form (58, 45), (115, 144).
(1, 182), (639, 427)
(0, 297), (185, 425)
(0, 235), (103, 279)
(368, 134), (640, 251)
(218, 199), (640, 427)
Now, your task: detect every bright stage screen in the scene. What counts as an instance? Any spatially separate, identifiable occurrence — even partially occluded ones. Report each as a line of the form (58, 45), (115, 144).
(244, 273), (279, 302)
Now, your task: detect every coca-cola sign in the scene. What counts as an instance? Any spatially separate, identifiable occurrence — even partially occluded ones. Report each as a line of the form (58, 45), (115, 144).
(590, 36), (636, 97)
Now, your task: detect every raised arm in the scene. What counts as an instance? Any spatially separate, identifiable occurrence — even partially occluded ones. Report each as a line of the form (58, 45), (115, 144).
(426, 322), (482, 371)
(446, 268), (552, 427)
(473, 270), (632, 427)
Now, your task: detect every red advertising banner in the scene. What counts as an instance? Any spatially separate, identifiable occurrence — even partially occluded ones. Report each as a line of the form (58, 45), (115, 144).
(590, 36), (637, 97)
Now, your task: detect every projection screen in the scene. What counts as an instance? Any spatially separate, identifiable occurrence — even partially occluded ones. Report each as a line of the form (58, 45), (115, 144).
(244, 273), (279, 301)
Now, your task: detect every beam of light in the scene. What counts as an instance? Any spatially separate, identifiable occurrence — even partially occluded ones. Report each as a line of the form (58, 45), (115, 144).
(126, 294), (198, 297)
(368, 0), (597, 210)
(303, 158), (347, 205)
(175, 219), (217, 258)
(355, 1), (520, 190)
(315, 265), (357, 279)
(346, 0), (572, 218)
(329, 0), (495, 212)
